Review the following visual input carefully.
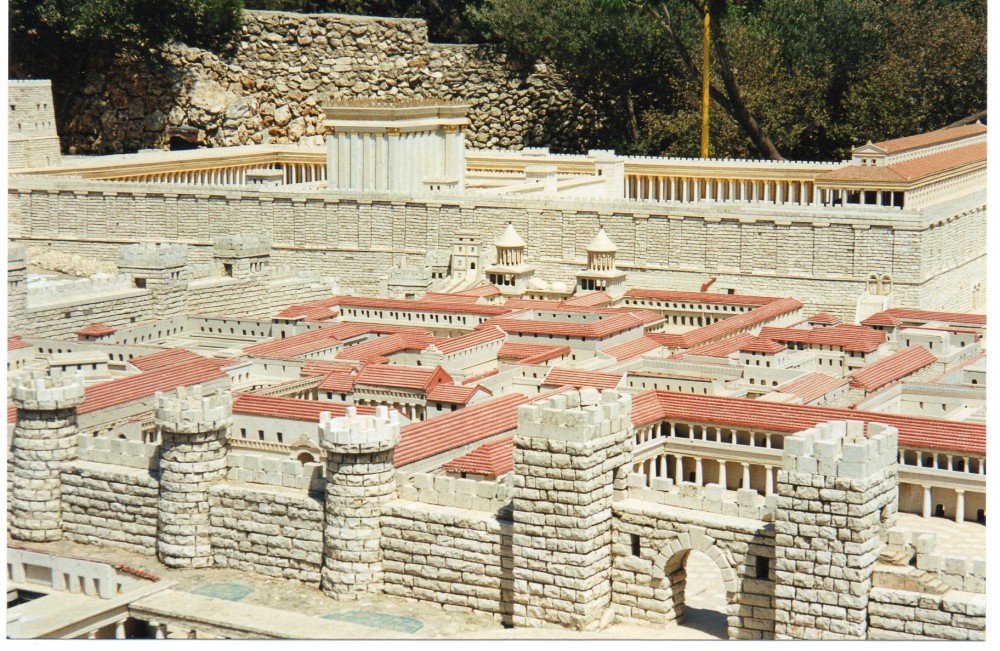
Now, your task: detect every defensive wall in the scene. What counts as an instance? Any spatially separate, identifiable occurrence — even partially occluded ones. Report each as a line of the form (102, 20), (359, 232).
(7, 375), (986, 640)
(7, 176), (986, 319)
(49, 10), (593, 155)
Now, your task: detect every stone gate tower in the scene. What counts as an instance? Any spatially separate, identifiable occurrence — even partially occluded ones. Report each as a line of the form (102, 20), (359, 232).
(773, 419), (899, 640)
(319, 405), (401, 599)
(155, 385), (232, 568)
(118, 243), (189, 319)
(511, 388), (633, 630)
(10, 370), (86, 542)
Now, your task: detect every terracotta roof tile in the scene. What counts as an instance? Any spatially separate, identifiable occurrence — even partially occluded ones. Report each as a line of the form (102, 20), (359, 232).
(317, 368), (357, 393)
(337, 331), (440, 363)
(232, 393), (374, 421)
(245, 326), (344, 358)
(484, 312), (652, 339)
(601, 336), (663, 362)
(630, 390), (984, 455)
(668, 333), (757, 359)
(849, 346), (937, 392)
(75, 323), (116, 337)
(275, 296), (343, 321)
(78, 358), (229, 415)
(759, 324), (886, 353)
(395, 394), (531, 467)
(818, 143), (985, 184)
(653, 298), (804, 350)
(354, 365), (452, 391)
(8, 336), (31, 351)
(872, 123), (986, 154)
(543, 367), (624, 390)
(338, 295), (512, 316)
(774, 373), (849, 404)
(807, 312), (842, 326)
(426, 383), (490, 404)
(624, 288), (781, 306)
(453, 284), (502, 297)
(498, 342), (571, 364)
(432, 326), (506, 355)
(561, 291), (612, 307)
(862, 308), (985, 328)
(300, 360), (359, 377)
(441, 437), (514, 476)
(130, 348), (205, 371)
(738, 337), (787, 354)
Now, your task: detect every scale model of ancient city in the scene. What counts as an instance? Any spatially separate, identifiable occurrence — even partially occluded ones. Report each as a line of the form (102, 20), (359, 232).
(5, 9), (987, 642)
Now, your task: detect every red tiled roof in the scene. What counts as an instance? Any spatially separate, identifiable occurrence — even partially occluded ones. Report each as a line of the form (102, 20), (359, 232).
(759, 324), (886, 354)
(130, 348), (205, 371)
(453, 284), (502, 298)
(602, 336), (663, 362)
(427, 383), (490, 404)
(807, 312), (842, 326)
(78, 358), (229, 415)
(462, 368), (500, 384)
(561, 291), (612, 307)
(543, 367), (623, 391)
(275, 296), (342, 321)
(354, 365), (452, 391)
(738, 337), (787, 354)
(421, 292), (484, 304)
(630, 390), (984, 455)
(232, 393), (374, 421)
(395, 393), (531, 467)
(337, 331), (441, 363)
(849, 346), (937, 392)
(872, 123), (986, 155)
(652, 298), (804, 351)
(668, 333), (757, 359)
(245, 326), (344, 358)
(8, 336), (31, 351)
(75, 323), (116, 337)
(317, 368), (357, 393)
(774, 373), (849, 404)
(624, 288), (781, 306)
(484, 312), (651, 339)
(441, 436), (514, 476)
(338, 295), (512, 316)
(862, 308), (986, 328)
(432, 326), (506, 355)
(498, 342), (571, 364)
(818, 143), (985, 183)
(300, 360), (358, 377)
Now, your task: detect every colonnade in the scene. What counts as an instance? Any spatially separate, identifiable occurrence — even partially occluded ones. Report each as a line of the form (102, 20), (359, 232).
(623, 174), (906, 210)
(355, 398), (426, 421)
(114, 163), (326, 186)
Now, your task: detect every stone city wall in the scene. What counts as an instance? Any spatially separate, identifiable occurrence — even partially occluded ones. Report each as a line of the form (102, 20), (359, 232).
(226, 450), (325, 492)
(396, 472), (513, 513)
(8, 179), (986, 318)
(867, 588), (986, 641)
(381, 501), (514, 622)
(58, 10), (595, 155)
(60, 462), (160, 556)
(208, 483), (326, 583)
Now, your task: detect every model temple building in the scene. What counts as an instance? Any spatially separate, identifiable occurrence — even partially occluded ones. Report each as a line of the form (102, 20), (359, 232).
(5, 74), (986, 640)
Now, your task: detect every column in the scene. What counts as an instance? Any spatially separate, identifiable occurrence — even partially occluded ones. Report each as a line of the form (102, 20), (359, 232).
(10, 370), (86, 541)
(955, 490), (965, 523)
(718, 461), (727, 489)
(115, 621), (127, 639)
(695, 458), (703, 485)
(923, 485), (932, 518)
(765, 466), (773, 496)
(319, 405), (400, 599)
(676, 456), (684, 482)
(742, 462), (751, 491)
(156, 386), (231, 568)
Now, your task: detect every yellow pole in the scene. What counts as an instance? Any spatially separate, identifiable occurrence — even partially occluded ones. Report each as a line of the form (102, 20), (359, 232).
(701, 2), (711, 159)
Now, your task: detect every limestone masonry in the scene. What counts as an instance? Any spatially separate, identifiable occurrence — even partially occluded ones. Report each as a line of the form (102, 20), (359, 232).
(4, 13), (987, 640)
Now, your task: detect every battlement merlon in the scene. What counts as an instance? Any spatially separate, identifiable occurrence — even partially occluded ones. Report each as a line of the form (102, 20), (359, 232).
(781, 419), (898, 480)
(516, 388), (632, 443)
(118, 243), (188, 270)
(214, 235), (273, 259)
(154, 385), (233, 434)
(12, 370), (86, 411)
(318, 405), (401, 453)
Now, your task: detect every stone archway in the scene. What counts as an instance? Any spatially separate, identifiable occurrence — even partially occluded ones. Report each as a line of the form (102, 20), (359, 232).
(649, 528), (740, 639)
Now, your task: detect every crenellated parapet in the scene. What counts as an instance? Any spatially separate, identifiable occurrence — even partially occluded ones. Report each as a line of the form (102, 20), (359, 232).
(774, 419), (899, 640)
(118, 243), (188, 271)
(319, 405), (401, 599)
(10, 370), (87, 542)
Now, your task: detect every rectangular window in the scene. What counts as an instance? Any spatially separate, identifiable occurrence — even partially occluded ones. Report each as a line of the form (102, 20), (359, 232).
(756, 556), (770, 579)
(240, 428), (247, 439)
(258, 429), (265, 441)
(630, 534), (641, 557)
(277, 432), (284, 443)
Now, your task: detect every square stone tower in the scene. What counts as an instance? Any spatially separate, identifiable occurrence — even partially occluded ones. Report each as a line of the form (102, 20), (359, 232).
(117, 243), (189, 319)
(511, 389), (633, 631)
(773, 420), (899, 640)
(8, 80), (61, 170)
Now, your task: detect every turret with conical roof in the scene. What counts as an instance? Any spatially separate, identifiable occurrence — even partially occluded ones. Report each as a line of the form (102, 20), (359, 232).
(485, 222), (537, 297)
(576, 226), (627, 298)
(495, 222), (527, 266)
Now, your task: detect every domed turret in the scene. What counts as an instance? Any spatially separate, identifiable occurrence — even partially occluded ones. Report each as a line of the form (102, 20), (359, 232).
(576, 226), (627, 298)
(495, 222), (527, 266)
(586, 227), (618, 272)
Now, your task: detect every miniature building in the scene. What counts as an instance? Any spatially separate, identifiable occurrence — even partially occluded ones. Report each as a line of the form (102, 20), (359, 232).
(8, 80), (61, 170)
(323, 99), (470, 194)
(576, 227), (627, 298)
(485, 223), (536, 296)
